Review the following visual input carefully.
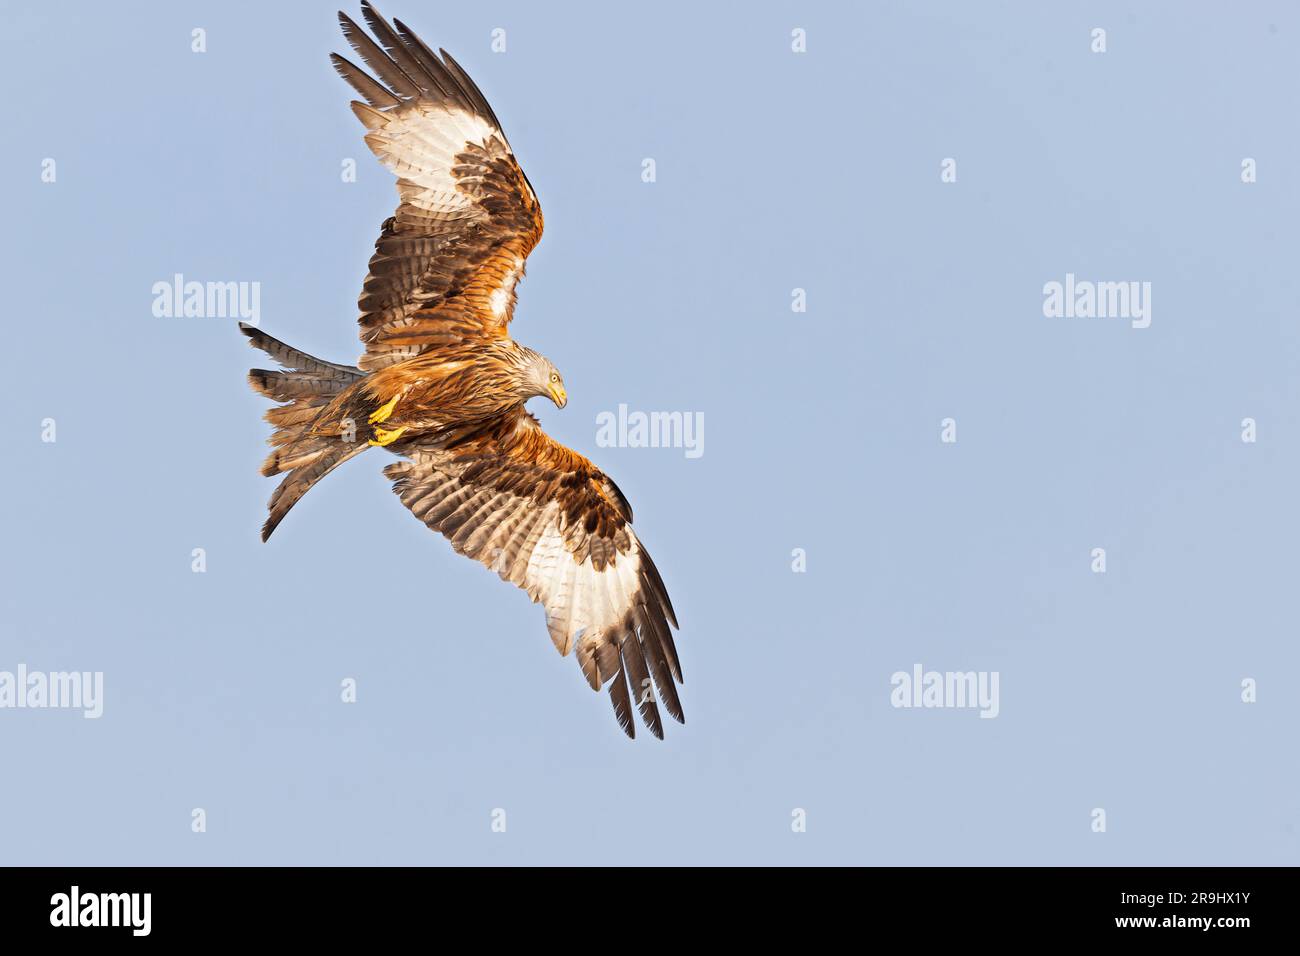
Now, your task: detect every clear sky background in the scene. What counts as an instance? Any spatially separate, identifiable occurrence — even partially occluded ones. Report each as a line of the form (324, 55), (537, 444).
(2, 0), (1297, 865)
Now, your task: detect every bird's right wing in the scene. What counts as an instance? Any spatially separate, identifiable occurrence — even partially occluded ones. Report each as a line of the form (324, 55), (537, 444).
(384, 408), (683, 739)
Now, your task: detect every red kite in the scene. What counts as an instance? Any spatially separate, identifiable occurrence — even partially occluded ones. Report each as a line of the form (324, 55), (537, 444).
(241, 3), (683, 738)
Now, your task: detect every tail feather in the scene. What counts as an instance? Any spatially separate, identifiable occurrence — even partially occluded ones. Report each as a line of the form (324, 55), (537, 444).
(263, 400), (333, 435)
(241, 323), (370, 540)
(249, 368), (354, 402)
(260, 438), (368, 540)
(239, 322), (361, 378)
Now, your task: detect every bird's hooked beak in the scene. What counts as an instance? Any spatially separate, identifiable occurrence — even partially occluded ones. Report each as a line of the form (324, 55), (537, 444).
(548, 381), (568, 408)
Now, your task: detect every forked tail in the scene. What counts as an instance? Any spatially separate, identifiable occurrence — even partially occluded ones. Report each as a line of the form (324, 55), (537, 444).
(240, 323), (370, 540)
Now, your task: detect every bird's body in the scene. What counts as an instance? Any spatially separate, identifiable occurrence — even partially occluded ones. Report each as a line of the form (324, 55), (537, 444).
(364, 339), (561, 433)
(241, 3), (683, 738)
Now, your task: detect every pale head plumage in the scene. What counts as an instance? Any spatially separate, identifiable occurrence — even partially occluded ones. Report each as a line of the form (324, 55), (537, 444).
(508, 344), (566, 408)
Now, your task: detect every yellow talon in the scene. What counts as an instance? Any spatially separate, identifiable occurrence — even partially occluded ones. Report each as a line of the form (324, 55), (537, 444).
(368, 394), (401, 425)
(369, 425), (408, 447)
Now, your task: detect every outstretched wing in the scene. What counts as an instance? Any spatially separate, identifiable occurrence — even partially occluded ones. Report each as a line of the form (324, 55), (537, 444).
(385, 410), (684, 739)
(333, 2), (544, 371)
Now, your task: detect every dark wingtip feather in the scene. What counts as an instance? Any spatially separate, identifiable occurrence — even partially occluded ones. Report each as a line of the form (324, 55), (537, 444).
(438, 47), (504, 131)
(637, 582), (683, 684)
(330, 52), (401, 107)
(608, 665), (635, 739)
(635, 608), (684, 724)
(620, 631), (664, 738)
(639, 550), (679, 629)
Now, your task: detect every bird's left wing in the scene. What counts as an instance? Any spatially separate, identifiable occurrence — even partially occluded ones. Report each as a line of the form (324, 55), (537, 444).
(384, 409), (683, 738)
(333, 3), (544, 371)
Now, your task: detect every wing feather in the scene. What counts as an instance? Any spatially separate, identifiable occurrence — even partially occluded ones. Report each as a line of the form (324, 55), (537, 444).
(333, 3), (544, 371)
(385, 410), (683, 738)
(338, 9), (423, 99)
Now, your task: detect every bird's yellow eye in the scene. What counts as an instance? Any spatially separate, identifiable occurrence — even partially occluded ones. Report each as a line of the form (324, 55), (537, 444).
(550, 372), (559, 382)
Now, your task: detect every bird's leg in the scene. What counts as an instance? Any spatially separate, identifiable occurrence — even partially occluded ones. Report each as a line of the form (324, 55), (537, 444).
(368, 393), (401, 425)
(368, 425), (408, 447)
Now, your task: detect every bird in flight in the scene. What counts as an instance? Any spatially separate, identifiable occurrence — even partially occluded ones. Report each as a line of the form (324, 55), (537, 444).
(241, 3), (683, 738)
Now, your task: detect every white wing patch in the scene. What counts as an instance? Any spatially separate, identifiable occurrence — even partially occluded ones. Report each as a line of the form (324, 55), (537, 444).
(418, 470), (645, 660)
(488, 257), (524, 320)
(352, 102), (498, 219)
(524, 520), (645, 658)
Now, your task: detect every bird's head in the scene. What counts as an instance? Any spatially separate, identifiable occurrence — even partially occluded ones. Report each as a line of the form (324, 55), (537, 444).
(545, 366), (568, 408)
(518, 348), (567, 409)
